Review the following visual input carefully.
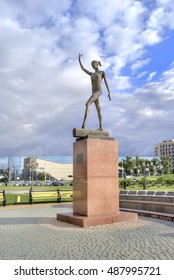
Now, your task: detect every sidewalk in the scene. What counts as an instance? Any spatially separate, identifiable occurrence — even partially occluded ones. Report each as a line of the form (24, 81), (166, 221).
(0, 203), (174, 260)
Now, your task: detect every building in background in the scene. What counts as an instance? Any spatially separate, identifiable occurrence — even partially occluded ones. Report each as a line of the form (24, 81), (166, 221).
(154, 139), (174, 169)
(3, 156), (73, 182)
(8, 157), (24, 181)
(23, 156), (73, 181)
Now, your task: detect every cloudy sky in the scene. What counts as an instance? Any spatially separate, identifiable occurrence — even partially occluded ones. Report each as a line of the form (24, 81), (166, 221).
(0, 0), (174, 158)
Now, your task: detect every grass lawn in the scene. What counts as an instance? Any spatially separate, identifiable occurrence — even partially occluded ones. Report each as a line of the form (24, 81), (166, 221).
(119, 174), (174, 191)
(3, 194), (72, 206)
(4, 194), (29, 205)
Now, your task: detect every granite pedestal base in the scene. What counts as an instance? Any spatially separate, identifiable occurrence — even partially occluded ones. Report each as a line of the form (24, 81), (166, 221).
(57, 211), (137, 227)
(57, 130), (138, 227)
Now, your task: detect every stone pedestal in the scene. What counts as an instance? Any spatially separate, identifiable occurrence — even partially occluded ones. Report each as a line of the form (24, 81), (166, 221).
(73, 137), (119, 216)
(57, 129), (137, 227)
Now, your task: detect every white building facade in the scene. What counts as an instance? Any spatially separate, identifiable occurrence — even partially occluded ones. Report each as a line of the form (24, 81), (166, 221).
(24, 156), (73, 181)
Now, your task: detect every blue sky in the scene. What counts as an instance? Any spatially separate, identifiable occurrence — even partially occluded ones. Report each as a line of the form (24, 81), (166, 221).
(0, 0), (174, 158)
(121, 32), (174, 89)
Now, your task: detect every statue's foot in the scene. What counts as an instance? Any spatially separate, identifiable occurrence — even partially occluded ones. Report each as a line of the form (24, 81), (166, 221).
(82, 124), (85, 129)
(96, 127), (103, 131)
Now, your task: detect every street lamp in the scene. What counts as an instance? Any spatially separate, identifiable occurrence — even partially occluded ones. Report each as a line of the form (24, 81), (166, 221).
(121, 160), (124, 178)
(8, 161), (11, 183)
(143, 168), (146, 190)
(143, 166), (149, 190)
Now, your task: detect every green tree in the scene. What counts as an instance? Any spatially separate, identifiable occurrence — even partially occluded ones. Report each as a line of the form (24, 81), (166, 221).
(0, 168), (9, 182)
(122, 156), (136, 175)
(150, 158), (160, 175)
(160, 156), (172, 174)
(37, 172), (51, 181)
(134, 156), (141, 176)
(138, 158), (146, 175)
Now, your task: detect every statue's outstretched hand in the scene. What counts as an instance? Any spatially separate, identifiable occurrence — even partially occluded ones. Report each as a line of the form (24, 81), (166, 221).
(78, 53), (83, 60)
(107, 94), (111, 101)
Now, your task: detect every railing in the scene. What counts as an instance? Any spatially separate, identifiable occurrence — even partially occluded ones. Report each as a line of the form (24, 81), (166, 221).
(119, 190), (174, 196)
(119, 191), (174, 221)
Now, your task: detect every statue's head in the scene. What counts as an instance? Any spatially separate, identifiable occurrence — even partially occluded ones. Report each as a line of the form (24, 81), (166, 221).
(91, 60), (102, 69)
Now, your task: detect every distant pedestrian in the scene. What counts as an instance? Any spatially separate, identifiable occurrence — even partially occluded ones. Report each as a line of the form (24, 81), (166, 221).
(123, 180), (127, 190)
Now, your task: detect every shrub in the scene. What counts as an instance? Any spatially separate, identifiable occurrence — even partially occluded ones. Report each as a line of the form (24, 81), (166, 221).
(164, 179), (174, 185)
(157, 177), (163, 184)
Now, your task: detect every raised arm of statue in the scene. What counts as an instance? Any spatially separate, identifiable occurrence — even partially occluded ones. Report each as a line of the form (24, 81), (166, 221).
(78, 53), (92, 76)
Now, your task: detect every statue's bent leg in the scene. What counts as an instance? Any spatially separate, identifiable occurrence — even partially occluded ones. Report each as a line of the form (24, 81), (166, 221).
(82, 96), (94, 128)
(95, 99), (103, 130)
(82, 93), (100, 129)
(82, 103), (90, 129)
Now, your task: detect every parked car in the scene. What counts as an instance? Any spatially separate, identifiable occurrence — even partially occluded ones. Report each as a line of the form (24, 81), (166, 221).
(23, 181), (29, 186)
(44, 180), (52, 186)
(52, 181), (61, 186)
(13, 181), (21, 186)
(34, 181), (41, 186)
(131, 178), (137, 182)
(22, 181), (31, 186)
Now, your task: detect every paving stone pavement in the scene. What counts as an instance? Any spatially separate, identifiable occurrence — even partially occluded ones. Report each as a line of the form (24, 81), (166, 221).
(0, 203), (174, 260)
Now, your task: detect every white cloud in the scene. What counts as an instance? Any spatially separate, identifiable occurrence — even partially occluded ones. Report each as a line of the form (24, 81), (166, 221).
(141, 28), (162, 45)
(110, 76), (131, 90)
(137, 71), (148, 79)
(147, 71), (157, 81)
(131, 59), (150, 73)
